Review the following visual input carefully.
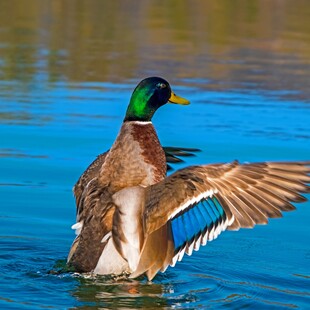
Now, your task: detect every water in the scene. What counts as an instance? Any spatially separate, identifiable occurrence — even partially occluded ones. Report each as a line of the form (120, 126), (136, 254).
(0, 1), (310, 309)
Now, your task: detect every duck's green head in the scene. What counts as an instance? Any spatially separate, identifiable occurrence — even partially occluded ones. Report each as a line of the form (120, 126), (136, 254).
(124, 77), (190, 122)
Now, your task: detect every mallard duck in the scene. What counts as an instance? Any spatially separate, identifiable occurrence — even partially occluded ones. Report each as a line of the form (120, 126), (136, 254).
(68, 77), (310, 280)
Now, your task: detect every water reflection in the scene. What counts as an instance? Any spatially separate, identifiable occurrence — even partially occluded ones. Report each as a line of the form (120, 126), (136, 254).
(71, 275), (169, 309)
(0, 0), (309, 98)
(69, 263), (310, 309)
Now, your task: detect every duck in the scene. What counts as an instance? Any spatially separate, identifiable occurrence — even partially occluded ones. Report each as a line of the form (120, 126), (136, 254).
(67, 77), (310, 280)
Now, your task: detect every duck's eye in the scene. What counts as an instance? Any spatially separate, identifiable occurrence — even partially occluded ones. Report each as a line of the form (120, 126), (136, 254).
(156, 83), (167, 89)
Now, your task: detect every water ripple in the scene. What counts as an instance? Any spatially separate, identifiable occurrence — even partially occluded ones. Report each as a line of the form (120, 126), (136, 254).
(0, 148), (48, 159)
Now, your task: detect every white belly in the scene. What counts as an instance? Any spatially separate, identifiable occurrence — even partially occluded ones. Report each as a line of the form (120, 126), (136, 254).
(93, 238), (130, 275)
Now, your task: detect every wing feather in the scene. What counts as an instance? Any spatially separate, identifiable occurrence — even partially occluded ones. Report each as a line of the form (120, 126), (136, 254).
(142, 161), (310, 274)
(73, 152), (109, 210)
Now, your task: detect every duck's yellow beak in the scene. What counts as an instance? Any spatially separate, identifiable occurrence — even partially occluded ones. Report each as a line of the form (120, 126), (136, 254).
(168, 92), (190, 105)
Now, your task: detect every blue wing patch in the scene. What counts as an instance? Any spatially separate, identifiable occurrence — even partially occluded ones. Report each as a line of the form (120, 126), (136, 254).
(170, 196), (226, 255)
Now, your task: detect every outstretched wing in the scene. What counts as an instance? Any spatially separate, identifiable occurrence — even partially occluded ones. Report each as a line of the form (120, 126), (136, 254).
(137, 161), (310, 279)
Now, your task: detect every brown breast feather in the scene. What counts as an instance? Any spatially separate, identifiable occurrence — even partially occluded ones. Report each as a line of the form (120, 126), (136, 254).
(131, 122), (166, 183)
